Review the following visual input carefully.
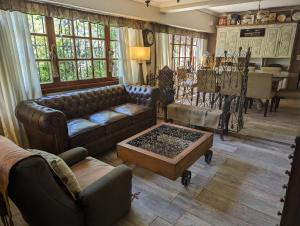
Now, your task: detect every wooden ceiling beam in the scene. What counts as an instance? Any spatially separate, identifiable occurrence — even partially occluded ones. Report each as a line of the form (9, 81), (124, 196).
(160, 0), (259, 13)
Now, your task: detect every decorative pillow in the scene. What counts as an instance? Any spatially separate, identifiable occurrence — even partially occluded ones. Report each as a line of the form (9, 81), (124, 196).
(27, 149), (82, 199)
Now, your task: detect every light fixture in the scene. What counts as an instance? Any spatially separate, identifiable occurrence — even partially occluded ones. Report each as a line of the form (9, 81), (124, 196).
(145, 0), (180, 7)
(129, 47), (150, 85)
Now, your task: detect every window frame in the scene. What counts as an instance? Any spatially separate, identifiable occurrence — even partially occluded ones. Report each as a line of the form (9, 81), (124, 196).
(171, 34), (197, 69)
(29, 16), (119, 94)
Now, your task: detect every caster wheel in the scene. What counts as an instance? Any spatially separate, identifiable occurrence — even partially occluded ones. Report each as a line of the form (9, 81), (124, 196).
(205, 150), (213, 164)
(181, 170), (191, 187)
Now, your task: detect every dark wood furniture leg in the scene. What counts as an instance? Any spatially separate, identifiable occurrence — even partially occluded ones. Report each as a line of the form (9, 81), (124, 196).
(264, 99), (269, 117)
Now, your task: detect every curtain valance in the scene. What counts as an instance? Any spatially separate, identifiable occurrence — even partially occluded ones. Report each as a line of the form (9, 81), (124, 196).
(153, 23), (208, 39)
(0, 0), (207, 38)
(0, 0), (145, 29)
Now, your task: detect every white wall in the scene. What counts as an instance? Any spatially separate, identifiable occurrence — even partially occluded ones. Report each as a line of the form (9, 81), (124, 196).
(45, 0), (217, 33)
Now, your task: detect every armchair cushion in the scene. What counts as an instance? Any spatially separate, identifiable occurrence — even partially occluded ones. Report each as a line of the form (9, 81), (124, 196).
(78, 164), (132, 226)
(71, 157), (114, 189)
(86, 110), (131, 134)
(111, 103), (152, 124)
(28, 149), (82, 198)
(59, 147), (88, 166)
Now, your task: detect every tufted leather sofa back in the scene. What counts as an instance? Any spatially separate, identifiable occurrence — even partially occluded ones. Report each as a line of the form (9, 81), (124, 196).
(36, 85), (127, 119)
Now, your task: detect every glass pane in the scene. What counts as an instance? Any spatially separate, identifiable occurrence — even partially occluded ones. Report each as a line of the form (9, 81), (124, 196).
(94, 60), (107, 78)
(37, 61), (52, 83)
(91, 23), (104, 38)
(92, 40), (105, 58)
(110, 41), (120, 58)
(28, 15), (46, 34)
(54, 18), (73, 36)
(75, 39), (91, 59)
(56, 37), (74, 59)
(180, 58), (185, 67)
(173, 45), (180, 57)
(110, 27), (119, 40)
(180, 36), (186, 45)
(31, 35), (49, 59)
(186, 36), (192, 45)
(186, 46), (191, 57)
(74, 20), (89, 37)
(59, 61), (76, 81)
(180, 46), (185, 57)
(77, 60), (92, 80)
(174, 35), (180, 44)
(112, 60), (120, 77)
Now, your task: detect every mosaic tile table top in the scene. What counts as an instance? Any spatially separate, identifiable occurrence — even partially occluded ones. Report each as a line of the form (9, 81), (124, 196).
(117, 122), (213, 180)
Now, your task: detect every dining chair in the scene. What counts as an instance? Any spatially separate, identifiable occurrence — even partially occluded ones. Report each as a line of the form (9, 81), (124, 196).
(275, 72), (300, 110)
(176, 68), (197, 104)
(246, 72), (275, 117)
(196, 69), (218, 108)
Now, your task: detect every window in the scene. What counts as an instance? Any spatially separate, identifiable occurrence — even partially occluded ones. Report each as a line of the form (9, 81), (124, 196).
(109, 27), (121, 78)
(28, 15), (121, 93)
(28, 15), (52, 83)
(171, 35), (198, 69)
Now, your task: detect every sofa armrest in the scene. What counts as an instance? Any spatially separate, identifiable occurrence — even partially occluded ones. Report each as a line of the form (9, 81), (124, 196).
(78, 165), (132, 226)
(124, 84), (160, 108)
(15, 101), (69, 154)
(59, 147), (88, 166)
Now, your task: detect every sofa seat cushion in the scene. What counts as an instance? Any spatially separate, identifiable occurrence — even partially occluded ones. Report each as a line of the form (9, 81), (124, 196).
(87, 110), (131, 134)
(111, 103), (152, 124)
(71, 157), (114, 189)
(68, 119), (105, 147)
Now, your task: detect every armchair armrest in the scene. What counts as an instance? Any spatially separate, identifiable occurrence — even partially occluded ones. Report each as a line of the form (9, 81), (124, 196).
(15, 101), (68, 154)
(78, 165), (132, 226)
(59, 147), (88, 166)
(124, 84), (160, 108)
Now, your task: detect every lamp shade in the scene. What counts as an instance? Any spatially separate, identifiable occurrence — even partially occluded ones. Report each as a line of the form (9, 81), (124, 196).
(129, 47), (150, 61)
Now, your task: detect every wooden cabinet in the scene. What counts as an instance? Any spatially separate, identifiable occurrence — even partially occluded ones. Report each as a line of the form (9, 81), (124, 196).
(215, 23), (297, 59)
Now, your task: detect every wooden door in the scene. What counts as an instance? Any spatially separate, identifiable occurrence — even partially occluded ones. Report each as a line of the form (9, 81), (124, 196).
(263, 27), (280, 57)
(250, 38), (264, 58)
(276, 25), (296, 58)
(237, 38), (250, 55)
(225, 29), (239, 55)
(216, 29), (227, 56)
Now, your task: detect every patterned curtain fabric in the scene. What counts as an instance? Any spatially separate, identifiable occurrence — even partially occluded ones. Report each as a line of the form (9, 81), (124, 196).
(0, 0), (207, 37)
(119, 27), (147, 84)
(0, 10), (42, 146)
(153, 23), (208, 39)
(155, 33), (172, 72)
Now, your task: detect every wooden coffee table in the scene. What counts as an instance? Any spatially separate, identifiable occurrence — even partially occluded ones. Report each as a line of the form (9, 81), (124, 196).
(117, 122), (213, 186)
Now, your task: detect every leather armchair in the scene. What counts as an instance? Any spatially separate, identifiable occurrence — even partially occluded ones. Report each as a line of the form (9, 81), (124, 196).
(8, 147), (132, 226)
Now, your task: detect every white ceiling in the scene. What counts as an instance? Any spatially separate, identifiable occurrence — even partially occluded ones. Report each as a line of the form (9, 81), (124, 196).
(132, 0), (300, 13)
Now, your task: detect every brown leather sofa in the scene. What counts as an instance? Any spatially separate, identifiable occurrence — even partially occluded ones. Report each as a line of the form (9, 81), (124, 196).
(16, 84), (159, 155)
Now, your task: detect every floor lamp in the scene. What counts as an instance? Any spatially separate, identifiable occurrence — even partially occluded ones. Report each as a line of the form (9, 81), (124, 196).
(129, 47), (150, 85)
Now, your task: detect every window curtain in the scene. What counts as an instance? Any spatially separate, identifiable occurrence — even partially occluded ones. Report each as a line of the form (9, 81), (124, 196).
(118, 27), (147, 84)
(155, 33), (172, 72)
(0, 10), (42, 146)
(194, 38), (207, 69)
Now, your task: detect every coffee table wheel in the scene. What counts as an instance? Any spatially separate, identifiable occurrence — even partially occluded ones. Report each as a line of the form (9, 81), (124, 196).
(205, 150), (213, 164)
(181, 170), (192, 187)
